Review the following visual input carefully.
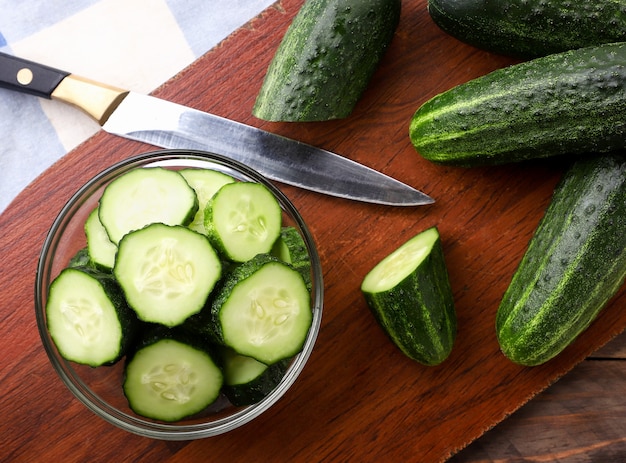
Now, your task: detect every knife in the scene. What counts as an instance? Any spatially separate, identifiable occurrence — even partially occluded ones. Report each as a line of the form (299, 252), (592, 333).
(0, 52), (433, 206)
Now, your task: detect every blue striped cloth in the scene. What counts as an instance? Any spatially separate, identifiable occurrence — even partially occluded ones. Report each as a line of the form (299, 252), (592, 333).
(0, 0), (275, 214)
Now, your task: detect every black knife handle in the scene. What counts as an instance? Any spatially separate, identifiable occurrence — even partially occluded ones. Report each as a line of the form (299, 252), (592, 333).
(0, 52), (69, 98)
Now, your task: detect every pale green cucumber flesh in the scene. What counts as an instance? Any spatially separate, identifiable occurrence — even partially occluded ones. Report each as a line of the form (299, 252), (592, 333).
(204, 182), (282, 262)
(496, 155), (626, 366)
(271, 226), (312, 292)
(123, 338), (223, 422)
(99, 167), (198, 245)
(114, 223), (222, 327)
(179, 168), (235, 235)
(211, 255), (312, 365)
(361, 227), (457, 366)
(220, 348), (289, 406)
(85, 207), (117, 271)
(46, 267), (134, 366)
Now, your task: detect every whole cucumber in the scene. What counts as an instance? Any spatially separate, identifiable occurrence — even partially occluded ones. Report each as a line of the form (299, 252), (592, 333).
(428, 0), (626, 58)
(496, 154), (626, 366)
(410, 42), (626, 166)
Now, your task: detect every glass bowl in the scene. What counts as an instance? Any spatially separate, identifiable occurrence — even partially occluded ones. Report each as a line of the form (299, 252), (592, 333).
(34, 149), (323, 440)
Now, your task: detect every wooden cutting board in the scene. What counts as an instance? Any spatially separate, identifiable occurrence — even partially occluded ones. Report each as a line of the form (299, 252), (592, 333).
(2, 1), (625, 461)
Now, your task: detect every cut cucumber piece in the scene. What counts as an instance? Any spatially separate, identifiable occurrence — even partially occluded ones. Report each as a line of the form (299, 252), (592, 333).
(361, 226), (457, 365)
(179, 168), (235, 235)
(68, 247), (92, 269)
(253, 0), (401, 121)
(123, 329), (223, 422)
(204, 182), (282, 262)
(99, 167), (198, 245)
(207, 254), (312, 364)
(46, 267), (137, 366)
(271, 226), (312, 292)
(85, 207), (117, 271)
(114, 223), (222, 327)
(220, 348), (289, 406)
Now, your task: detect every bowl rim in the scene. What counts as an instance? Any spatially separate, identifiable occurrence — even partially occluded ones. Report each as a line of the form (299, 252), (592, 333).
(34, 149), (324, 440)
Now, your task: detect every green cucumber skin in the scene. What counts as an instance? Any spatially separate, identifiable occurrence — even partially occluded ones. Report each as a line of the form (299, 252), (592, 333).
(363, 232), (457, 366)
(223, 359), (289, 407)
(253, 0), (401, 121)
(496, 155), (626, 366)
(410, 42), (626, 166)
(428, 0), (626, 58)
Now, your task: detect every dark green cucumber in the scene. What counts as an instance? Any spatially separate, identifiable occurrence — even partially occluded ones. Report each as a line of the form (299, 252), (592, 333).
(361, 227), (457, 366)
(410, 42), (626, 166)
(220, 348), (289, 406)
(46, 266), (138, 366)
(496, 155), (626, 366)
(123, 327), (223, 421)
(253, 0), (401, 121)
(428, 0), (626, 58)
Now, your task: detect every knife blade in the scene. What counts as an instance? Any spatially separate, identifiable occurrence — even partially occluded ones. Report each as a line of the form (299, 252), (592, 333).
(0, 52), (434, 206)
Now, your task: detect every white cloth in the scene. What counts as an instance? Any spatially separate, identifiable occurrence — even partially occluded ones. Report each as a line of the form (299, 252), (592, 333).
(0, 0), (275, 213)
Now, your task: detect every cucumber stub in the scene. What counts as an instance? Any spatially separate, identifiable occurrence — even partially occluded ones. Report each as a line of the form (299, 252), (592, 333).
(46, 267), (137, 366)
(361, 226), (457, 366)
(114, 223), (222, 327)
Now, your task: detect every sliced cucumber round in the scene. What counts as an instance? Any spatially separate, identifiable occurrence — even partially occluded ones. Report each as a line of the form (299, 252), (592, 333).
(99, 167), (198, 245)
(220, 348), (289, 406)
(271, 226), (312, 292)
(46, 267), (137, 366)
(85, 207), (117, 271)
(179, 168), (235, 235)
(204, 182), (282, 262)
(114, 223), (222, 327)
(123, 333), (223, 422)
(209, 254), (312, 364)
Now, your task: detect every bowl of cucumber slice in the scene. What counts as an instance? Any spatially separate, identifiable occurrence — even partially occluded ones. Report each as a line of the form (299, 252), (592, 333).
(34, 149), (323, 439)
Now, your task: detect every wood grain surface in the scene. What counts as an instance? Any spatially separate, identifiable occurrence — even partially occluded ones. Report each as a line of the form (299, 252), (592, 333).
(1, 1), (625, 462)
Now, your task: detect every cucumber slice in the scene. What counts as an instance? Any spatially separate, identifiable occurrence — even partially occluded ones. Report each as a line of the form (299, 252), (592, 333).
(220, 348), (289, 406)
(114, 223), (222, 327)
(208, 254), (312, 364)
(361, 226), (457, 366)
(68, 247), (92, 269)
(271, 226), (312, 292)
(85, 207), (117, 271)
(46, 267), (137, 366)
(179, 168), (235, 235)
(99, 167), (198, 245)
(204, 182), (282, 262)
(123, 330), (223, 422)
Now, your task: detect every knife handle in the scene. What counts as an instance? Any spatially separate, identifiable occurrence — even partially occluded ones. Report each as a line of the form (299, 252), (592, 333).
(0, 52), (129, 124)
(0, 52), (69, 98)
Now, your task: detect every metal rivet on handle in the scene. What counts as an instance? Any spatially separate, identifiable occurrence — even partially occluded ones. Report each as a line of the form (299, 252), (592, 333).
(16, 68), (33, 85)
